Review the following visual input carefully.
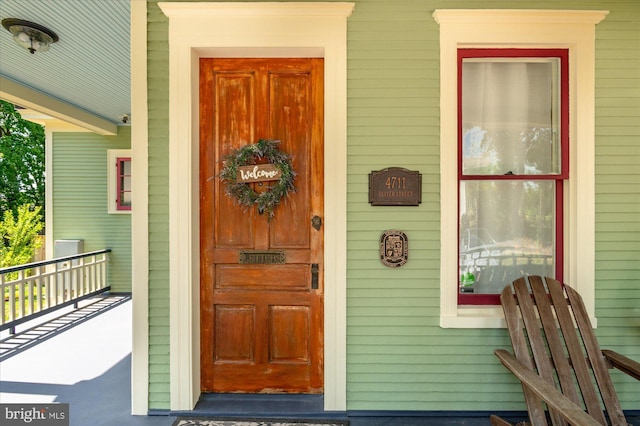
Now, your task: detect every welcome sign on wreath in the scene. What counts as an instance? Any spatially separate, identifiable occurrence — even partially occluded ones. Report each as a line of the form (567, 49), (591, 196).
(219, 139), (296, 219)
(237, 164), (281, 183)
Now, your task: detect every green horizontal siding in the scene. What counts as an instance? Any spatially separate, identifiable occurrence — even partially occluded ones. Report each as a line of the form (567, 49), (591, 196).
(147, 0), (171, 410)
(594, 0), (640, 408)
(146, 0), (640, 412)
(345, 0), (640, 412)
(52, 127), (131, 293)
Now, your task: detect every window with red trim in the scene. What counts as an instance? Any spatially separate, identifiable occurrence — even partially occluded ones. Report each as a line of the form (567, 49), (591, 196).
(116, 157), (132, 211)
(457, 49), (568, 305)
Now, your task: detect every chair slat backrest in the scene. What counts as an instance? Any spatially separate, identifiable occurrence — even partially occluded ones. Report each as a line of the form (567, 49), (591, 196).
(500, 276), (628, 426)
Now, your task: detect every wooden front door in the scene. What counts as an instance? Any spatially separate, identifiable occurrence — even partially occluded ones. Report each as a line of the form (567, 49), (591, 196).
(199, 58), (324, 393)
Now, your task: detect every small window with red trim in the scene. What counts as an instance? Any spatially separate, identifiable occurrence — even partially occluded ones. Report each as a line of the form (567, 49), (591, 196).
(458, 49), (569, 305)
(116, 157), (132, 211)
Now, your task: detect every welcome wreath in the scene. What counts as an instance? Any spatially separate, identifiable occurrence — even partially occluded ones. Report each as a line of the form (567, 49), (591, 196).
(219, 139), (296, 219)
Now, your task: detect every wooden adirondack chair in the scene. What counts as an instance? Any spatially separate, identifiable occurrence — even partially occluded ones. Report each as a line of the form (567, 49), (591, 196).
(491, 276), (640, 426)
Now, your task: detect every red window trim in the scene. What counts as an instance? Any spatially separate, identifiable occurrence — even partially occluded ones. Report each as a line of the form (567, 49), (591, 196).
(457, 49), (569, 305)
(116, 157), (131, 211)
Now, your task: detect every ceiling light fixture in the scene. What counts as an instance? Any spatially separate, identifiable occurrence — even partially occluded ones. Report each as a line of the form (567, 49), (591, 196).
(2, 18), (59, 54)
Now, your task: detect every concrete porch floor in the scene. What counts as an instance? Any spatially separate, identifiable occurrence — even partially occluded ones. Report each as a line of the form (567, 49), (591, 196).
(1, 296), (637, 426)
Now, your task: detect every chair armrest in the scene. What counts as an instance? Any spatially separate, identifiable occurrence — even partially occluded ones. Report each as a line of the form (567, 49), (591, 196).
(602, 349), (640, 381)
(494, 349), (602, 426)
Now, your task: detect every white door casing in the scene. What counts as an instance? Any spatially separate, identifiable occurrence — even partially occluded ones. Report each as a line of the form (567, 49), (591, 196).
(159, 2), (354, 411)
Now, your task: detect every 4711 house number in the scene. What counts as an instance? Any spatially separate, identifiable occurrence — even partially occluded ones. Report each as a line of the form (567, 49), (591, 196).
(379, 176), (412, 199)
(385, 176), (407, 190)
(369, 167), (422, 206)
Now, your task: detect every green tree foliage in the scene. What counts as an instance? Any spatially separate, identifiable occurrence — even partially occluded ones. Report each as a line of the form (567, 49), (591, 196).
(0, 205), (44, 269)
(0, 100), (45, 218)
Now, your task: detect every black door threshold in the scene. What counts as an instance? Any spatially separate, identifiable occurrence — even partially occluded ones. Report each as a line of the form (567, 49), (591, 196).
(185, 393), (340, 419)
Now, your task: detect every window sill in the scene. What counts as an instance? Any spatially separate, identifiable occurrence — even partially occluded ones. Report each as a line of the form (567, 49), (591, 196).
(440, 305), (598, 329)
(440, 305), (506, 328)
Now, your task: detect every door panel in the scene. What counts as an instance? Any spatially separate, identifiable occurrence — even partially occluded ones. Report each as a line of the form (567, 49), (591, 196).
(270, 73), (312, 248)
(269, 306), (311, 362)
(216, 265), (310, 291)
(215, 305), (255, 363)
(200, 58), (324, 393)
(213, 73), (255, 247)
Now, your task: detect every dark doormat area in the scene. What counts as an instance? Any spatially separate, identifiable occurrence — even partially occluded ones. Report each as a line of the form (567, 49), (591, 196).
(191, 394), (326, 418)
(173, 419), (349, 426)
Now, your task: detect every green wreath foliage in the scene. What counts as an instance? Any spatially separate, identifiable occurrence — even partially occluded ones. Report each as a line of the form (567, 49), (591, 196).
(219, 139), (296, 219)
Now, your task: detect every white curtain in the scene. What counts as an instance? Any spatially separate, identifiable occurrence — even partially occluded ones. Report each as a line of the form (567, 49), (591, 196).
(462, 60), (559, 175)
(459, 60), (557, 294)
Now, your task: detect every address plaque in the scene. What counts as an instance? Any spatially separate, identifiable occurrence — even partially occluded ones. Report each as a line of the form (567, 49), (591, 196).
(369, 167), (422, 206)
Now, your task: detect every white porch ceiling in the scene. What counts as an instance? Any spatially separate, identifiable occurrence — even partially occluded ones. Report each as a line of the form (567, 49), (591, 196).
(0, 0), (130, 132)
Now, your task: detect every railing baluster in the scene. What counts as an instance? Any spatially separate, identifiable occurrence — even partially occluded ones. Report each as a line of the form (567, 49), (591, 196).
(69, 259), (76, 302)
(89, 257), (94, 293)
(100, 254), (106, 288)
(17, 269), (25, 319)
(82, 258), (88, 296)
(91, 257), (97, 292)
(85, 258), (90, 294)
(27, 269), (33, 316)
(50, 263), (55, 307)
(74, 258), (80, 300)
(9, 281), (16, 322)
(53, 262), (58, 307)
(37, 266), (42, 313)
(1, 273), (5, 327)
(84, 258), (90, 295)
(61, 262), (68, 305)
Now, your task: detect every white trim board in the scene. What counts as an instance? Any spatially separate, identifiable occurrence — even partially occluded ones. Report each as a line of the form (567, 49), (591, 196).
(159, 2), (354, 412)
(0, 76), (117, 136)
(130, 0), (149, 415)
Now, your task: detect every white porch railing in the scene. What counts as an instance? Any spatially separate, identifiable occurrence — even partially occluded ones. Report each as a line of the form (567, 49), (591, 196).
(1, 249), (111, 334)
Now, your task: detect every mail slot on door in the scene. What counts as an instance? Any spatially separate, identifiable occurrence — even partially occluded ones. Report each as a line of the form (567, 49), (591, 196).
(239, 250), (286, 264)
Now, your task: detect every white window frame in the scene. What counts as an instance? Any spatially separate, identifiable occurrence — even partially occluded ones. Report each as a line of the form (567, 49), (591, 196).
(108, 149), (132, 214)
(433, 9), (608, 328)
